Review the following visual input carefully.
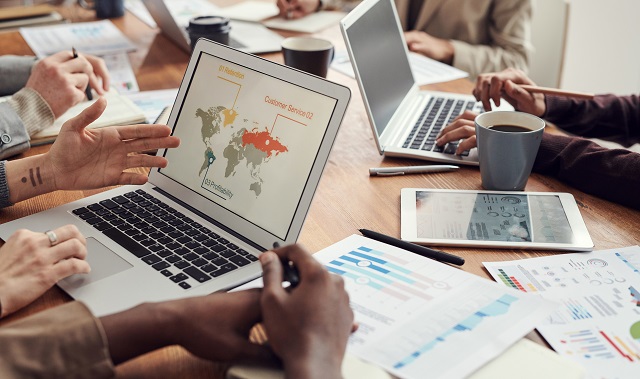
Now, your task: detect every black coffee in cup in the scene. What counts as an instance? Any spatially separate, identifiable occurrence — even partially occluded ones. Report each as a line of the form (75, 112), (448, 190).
(187, 16), (231, 52)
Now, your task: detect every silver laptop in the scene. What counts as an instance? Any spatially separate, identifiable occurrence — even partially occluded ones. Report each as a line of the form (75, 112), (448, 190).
(341, 0), (483, 166)
(0, 38), (350, 316)
(142, 0), (284, 54)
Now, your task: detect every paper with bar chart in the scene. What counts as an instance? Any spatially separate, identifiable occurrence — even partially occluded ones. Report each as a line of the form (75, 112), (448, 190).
(312, 235), (556, 379)
(484, 246), (640, 378)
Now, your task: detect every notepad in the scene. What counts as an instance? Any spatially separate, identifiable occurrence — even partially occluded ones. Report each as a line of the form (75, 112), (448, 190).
(30, 90), (146, 146)
(263, 11), (346, 33)
(0, 5), (65, 30)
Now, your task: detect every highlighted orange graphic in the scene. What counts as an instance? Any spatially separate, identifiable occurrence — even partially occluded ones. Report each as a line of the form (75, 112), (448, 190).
(242, 128), (288, 157)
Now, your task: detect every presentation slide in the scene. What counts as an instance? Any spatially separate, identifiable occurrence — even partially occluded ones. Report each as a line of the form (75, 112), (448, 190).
(161, 52), (337, 238)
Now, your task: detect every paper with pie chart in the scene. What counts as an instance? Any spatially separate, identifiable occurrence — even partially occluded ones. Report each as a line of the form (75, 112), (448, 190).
(484, 246), (640, 378)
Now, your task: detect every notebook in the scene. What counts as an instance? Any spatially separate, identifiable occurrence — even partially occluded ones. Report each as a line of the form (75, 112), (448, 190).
(142, 0), (284, 54)
(0, 38), (350, 317)
(341, 0), (488, 166)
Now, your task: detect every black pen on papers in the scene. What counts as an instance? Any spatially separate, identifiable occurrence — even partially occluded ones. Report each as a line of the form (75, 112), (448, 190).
(369, 165), (459, 176)
(359, 229), (465, 266)
(272, 242), (300, 288)
(72, 47), (93, 101)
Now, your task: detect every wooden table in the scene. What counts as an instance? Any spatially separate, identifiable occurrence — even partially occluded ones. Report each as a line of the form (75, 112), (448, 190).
(1, 5), (639, 379)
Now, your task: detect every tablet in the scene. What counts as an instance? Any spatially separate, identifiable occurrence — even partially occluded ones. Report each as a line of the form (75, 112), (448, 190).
(400, 188), (593, 251)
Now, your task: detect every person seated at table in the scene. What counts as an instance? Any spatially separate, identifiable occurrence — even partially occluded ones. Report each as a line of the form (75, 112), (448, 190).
(435, 68), (640, 210)
(0, 51), (109, 159)
(276, 0), (532, 78)
(0, 244), (354, 379)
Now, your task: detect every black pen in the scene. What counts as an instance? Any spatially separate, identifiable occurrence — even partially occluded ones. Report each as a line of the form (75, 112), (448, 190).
(359, 229), (465, 266)
(72, 47), (93, 101)
(272, 242), (300, 288)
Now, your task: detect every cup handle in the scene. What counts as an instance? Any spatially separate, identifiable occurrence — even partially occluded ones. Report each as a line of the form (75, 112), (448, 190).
(78, 0), (95, 10)
(329, 48), (335, 63)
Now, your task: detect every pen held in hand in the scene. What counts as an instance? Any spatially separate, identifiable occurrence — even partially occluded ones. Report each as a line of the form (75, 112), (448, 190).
(272, 242), (300, 287)
(369, 164), (459, 176)
(72, 47), (93, 101)
(359, 228), (465, 266)
(519, 84), (594, 100)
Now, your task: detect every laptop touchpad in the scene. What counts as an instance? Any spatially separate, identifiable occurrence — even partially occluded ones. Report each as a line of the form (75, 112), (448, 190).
(58, 237), (133, 288)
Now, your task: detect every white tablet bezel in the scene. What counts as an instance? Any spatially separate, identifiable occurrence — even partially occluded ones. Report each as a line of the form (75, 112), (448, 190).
(400, 188), (594, 251)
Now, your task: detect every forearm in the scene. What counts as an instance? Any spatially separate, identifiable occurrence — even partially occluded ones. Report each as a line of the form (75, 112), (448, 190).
(451, 41), (529, 79)
(533, 133), (640, 209)
(283, 345), (343, 379)
(99, 302), (177, 365)
(4, 153), (57, 204)
(0, 56), (36, 97)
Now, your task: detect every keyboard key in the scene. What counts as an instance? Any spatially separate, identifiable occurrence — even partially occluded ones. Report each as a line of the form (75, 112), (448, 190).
(174, 260), (190, 269)
(183, 266), (211, 283)
(220, 250), (236, 258)
(179, 282), (191, 289)
(142, 254), (162, 265)
(99, 199), (119, 209)
(170, 273), (189, 283)
(88, 203), (103, 212)
(166, 254), (182, 263)
(202, 264), (218, 273)
(157, 249), (172, 258)
(229, 256), (251, 267)
(183, 252), (199, 261)
(113, 195), (129, 204)
(152, 261), (170, 271)
(192, 258), (208, 267)
(103, 228), (152, 258)
(160, 269), (173, 277)
(72, 207), (90, 215)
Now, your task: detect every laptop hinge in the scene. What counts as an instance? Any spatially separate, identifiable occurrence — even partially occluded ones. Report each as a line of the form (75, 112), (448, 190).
(152, 187), (267, 252)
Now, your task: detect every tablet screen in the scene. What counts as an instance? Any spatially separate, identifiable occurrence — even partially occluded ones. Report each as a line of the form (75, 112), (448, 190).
(414, 191), (574, 243)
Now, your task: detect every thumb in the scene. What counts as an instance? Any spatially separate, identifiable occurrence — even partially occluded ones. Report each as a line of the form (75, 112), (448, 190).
(62, 97), (107, 133)
(260, 252), (285, 299)
(504, 81), (532, 107)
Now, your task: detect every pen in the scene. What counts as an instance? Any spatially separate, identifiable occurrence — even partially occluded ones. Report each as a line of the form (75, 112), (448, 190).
(519, 84), (594, 100)
(369, 164), (459, 176)
(72, 47), (93, 101)
(273, 242), (300, 288)
(359, 229), (465, 266)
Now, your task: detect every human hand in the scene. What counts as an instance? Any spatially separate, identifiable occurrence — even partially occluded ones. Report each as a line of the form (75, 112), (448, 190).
(474, 68), (546, 115)
(404, 30), (454, 65)
(0, 225), (88, 317)
(260, 245), (353, 379)
(436, 111), (479, 155)
(24, 51), (109, 118)
(277, 0), (319, 19)
(46, 97), (180, 191)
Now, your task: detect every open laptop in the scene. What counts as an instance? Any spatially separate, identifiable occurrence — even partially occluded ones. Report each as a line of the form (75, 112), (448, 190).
(0, 38), (350, 316)
(341, 0), (485, 166)
(142, 0), (284, 54)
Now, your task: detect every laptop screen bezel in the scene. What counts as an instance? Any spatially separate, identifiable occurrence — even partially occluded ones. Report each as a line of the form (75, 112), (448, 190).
(148, 38), (350, 249)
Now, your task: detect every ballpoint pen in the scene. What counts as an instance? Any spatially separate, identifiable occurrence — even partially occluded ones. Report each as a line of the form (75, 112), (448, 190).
(272, 242), (300, 287)
(359, 229), (465, 266)
(72, 47), (93, 101)
(369, 164), (459, 176)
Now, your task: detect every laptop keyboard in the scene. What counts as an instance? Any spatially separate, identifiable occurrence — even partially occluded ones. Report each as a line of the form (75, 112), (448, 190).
(402, 97), (478, 156)
(229, 37), (247, 49)
(71, 189), (257, 290)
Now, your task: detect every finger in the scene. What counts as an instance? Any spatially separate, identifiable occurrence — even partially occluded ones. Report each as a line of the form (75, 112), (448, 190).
(69, 72), (90, 92)
(115, 172), (150, 186)
(51, 257), (91, 280)
(436, 125), (474, 146)
(87, 55), (110, 92)
(456, 135), (477, 155)
(62, 55), (94, 75)
(87, 71), (102, 97)
(351, 321), (359, 333)
(233, 342), (278, 366)
(260, 251), (286, 301)
(40, 224), (86, 249)
(275, 244), (323, 279)
(116, 124), (172, 140)
(489, 76), (504, 108)
(125, 136), (180, 153)
(126, 154), (169, 170)
(437, 119), (474, 142)
(479, 79), (492, 111)
(62, 97), (107, 133)
(46, 50), (76, 63)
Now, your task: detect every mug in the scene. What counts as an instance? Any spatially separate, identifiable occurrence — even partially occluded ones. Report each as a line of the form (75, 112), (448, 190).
(78, 0), (125, 19)
(281, 37), (334, 78)
(187, 16), (231, 52)
(475, 111), (545, 191)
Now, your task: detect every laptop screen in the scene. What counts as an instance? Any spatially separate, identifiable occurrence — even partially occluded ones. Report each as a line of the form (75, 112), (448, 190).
(344, 0), (414, 136)
(160, 51), (338, 240)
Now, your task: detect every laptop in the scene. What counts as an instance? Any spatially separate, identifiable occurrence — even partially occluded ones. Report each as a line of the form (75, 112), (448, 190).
(142, 0), (284, 54)
(341, 0), (486, 166)
(0, 38), (350, 316)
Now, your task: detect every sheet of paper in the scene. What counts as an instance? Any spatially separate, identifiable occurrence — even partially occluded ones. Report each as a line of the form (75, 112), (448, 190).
(262, 11), (346, 33)
(331, 50), (469, 85)
(165, 0), (220, 27)
(484, 246), (640, 379)
(102, 53), (139, 94)
(125, 88), (178, 123)
(20, 20), (136, 58)
(216, 1), (279, 22)
(125, 0), (157, 28)
(236, 234), (556, 379)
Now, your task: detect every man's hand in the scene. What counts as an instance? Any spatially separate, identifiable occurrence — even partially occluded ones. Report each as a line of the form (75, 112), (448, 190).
(260, 244), (354, 379)
(25, 51), (110, 118)
(404, 30), (454, 65)
(436, 110), (479, 155)
(276, 0), (319, 19)
(47, 97), (180, 191)
(0, 225), (89, 317)
(474, 68), (546, 115)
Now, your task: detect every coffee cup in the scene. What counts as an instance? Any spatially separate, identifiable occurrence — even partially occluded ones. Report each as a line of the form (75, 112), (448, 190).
(281, 37), (334, 78)
(78, 0), (125, 19)
(475, 111), (545, 191)
(187, 16), (231, 52)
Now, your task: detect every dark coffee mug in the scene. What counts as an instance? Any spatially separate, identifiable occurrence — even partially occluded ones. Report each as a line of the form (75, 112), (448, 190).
(78, 0), (125, 19)
(187, 16), (231, 52)
(281, 37), (334, 78)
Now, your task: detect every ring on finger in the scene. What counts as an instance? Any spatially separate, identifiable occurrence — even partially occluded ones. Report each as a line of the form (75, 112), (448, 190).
(44, 230), (59, 247)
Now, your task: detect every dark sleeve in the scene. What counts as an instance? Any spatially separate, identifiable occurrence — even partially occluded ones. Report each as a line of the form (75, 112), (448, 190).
(0, 56), (36, 97)
(543, 94), (640, 147)
(533, 133), (640, 210)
